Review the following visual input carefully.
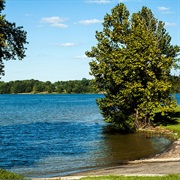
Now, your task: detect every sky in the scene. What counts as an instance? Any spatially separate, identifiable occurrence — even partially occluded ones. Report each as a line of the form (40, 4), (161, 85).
(1, 0), (180, 82)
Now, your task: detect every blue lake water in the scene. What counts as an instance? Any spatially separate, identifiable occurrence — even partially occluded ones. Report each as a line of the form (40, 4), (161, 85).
(0, 94), (174, 178)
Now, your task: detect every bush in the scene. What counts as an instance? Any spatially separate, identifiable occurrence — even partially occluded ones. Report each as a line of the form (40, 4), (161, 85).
(0, 168), (24, 180)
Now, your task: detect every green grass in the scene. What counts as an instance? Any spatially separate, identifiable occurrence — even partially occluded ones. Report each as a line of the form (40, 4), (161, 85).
(153, 106), (180, 139)
(164, 106), (180, 137)
(80, 174), (180, 180)
(0, 168), (25, 180)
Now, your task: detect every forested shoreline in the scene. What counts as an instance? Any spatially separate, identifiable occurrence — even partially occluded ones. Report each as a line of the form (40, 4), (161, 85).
(0, 78), (98, 94)
(0, 76), (180, 94)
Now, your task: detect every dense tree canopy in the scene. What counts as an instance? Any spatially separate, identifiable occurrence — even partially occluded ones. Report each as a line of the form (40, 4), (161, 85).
(86, 3), (180, 132)
(0, 78), (95, 94)
(0, 76), (180, 94)
(0, 0), (28, 77)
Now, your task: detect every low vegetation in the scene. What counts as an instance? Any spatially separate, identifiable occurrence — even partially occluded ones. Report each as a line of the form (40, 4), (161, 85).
(0, 168), (24, 180)
(137, 106), (180, 140)
(156, 106), (180, 139)
(80, 174), (180, 180)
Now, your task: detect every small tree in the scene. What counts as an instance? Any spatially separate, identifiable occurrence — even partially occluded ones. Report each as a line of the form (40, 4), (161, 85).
(0, 0), (28, 78)
(86, 3), (180, 132)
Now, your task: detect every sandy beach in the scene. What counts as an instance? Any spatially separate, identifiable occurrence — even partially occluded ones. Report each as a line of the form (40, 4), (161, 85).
(32, 138), (180, 180)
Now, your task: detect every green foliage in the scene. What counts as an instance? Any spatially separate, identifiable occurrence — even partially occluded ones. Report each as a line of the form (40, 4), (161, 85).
(154, 106), (180, 138)
(0, 78), (96, 94)
(169, 75), (180, 93)
(0, 168), (24, 180)
(0, 76), (179, 95)
(0, 0), (28, 77)
(80, 174), (180, 180)
(86, 3), (180, 132)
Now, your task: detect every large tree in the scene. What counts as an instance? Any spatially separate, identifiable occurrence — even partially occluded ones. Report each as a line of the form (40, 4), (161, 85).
(0, 0), (28, 77)
(86, 3), (180, 132)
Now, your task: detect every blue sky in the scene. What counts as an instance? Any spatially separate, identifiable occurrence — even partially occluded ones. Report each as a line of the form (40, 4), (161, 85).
(2, 0), (180, 82)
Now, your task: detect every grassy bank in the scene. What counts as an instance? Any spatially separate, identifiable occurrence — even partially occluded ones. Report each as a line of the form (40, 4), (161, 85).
(163, 106), (180, 137)
(80, 174), (180, 180)
(154, 106), (180, 139)
(0, 168), (24, 180)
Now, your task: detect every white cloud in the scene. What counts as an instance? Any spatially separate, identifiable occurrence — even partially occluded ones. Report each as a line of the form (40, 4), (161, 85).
(158, 6), (174, 14)
(86, 0), (111, 4)
(158, 6), (169, 11)
(55, 43), (76, 47)
(40, 16), (68, 28)
(165, 22), (176, 26)
(40, 16), (66, 23)
(76, 19), (103, 25)
(75, 55), (88, 59)
(118, 0), (128, 2)
(51, 23), (68, 28)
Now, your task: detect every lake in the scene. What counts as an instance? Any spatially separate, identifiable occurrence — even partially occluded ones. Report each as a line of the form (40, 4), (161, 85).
(0, 94), (174, 178)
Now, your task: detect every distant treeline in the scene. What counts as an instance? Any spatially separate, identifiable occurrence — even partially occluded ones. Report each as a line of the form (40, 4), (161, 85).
(0, 78), (97, 94)
(0, 76), (180, 94)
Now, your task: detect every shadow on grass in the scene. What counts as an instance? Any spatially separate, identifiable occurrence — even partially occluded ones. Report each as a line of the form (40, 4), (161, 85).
(154, 111), (180, 126)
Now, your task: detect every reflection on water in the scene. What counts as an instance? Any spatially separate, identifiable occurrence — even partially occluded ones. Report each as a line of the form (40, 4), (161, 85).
(1, 122), (170, 178)
(0, 94), (172, 178)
